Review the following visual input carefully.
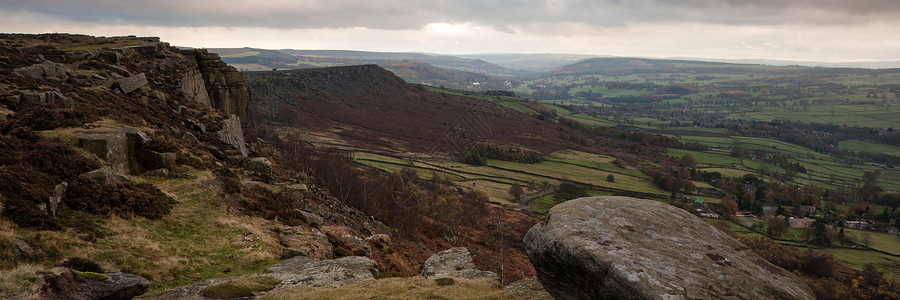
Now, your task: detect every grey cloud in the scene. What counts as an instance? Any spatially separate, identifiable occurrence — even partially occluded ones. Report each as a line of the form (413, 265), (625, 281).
(2, 0), (899, 31)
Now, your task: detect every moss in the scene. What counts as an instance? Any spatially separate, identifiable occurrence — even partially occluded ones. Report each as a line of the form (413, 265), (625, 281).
(75, 271), (109, 281)
(199, 276), (281, 299)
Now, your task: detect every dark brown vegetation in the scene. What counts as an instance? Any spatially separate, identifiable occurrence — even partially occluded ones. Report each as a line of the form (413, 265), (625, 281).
(268, 131), (537, 283)
(245, 65), (573, 154)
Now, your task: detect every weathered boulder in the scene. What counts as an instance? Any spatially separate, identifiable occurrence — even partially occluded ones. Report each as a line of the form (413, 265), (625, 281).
(217, 115), (247, 156)
(265, 256), (378, 288)
(40, 269), (149, 300)
(80, 166), (129, 185)
(279, 227), (333, 260)
(77, 130), (144, 174)
(421, 247), (499, 281)
(11, 238), (35, 258)
(248, 157), (272, 177)
(15, 61), (70, 81)
(524, 196), (815, 300)
(114, 73), (148, 94)
(179, 69), (210, 106)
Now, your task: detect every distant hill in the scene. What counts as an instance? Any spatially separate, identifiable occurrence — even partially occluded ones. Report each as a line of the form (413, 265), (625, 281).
(279, 49), (520, 76)
(208, 48), (515, 90)
(458, 53), (602, 73)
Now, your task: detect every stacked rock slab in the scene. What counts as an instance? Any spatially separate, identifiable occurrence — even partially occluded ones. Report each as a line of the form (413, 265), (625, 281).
(183, 49), (250, 127)
(524, 196), (815, 300)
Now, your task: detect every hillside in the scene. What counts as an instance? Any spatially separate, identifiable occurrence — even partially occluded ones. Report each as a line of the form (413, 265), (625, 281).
(245, 65), (570, 154)
(0, 34), (538, 299)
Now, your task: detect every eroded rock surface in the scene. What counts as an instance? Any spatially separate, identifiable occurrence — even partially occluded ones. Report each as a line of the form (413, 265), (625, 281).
(524, 196), (815, 300)
(265, 256), (378, 288)
(421, 247), (499, 281)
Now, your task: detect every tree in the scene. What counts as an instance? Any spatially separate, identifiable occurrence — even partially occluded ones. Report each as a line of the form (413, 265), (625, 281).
(863, 170), (882, 184)
(606, 174), (615, 183)
(767, 217), (788, 237)
(721, 197), (738, 218)
(860, 232), (872, 248)
(508, 183), (524, 201)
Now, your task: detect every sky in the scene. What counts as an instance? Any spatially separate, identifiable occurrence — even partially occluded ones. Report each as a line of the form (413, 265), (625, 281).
(2, 0), (900, 62)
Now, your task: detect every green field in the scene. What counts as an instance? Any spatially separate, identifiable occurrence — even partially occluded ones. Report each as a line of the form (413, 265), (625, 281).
(351, 148), (665, 209)
(838, 140), (900, 156)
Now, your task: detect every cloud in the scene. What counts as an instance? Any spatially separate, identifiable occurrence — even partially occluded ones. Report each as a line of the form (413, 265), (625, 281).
(2, 0), (900, 32)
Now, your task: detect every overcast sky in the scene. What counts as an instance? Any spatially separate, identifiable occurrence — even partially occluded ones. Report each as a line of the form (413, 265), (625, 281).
(2, 0), (900, 62)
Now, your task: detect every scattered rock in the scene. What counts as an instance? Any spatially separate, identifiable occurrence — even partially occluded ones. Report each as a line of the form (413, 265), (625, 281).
(184, 132), (201, 144)
(299, 210), (324, 228)
(265, 256), (378, 288)
(11, 238), (35, 258)
(421, 247), (499, 281)
(365, 234), (391, 248)
(339, 234), (372, 257)
(143, 168), (170, 178)
(80, 166), (129, 185)
(524, 196), (815, 300)
(280, 227), (333, 260)
(114, 73), (148, 94)
(99, 51), (123, 64)
(248, 157), (272, 178)
(15, 61), (71, 81)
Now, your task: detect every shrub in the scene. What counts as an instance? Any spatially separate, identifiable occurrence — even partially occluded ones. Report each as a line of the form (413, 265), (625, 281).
(435, 277), (455, 286)
(606, 174), (615, 183)
(65, 177), (175, 219)
(58, 257), (102, 273)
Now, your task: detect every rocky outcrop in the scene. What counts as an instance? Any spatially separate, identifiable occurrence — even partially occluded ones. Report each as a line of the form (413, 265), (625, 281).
(421, 247), (499, 281)
(524, 196), (815, 300)
(76, 128), (148, 174)
(80, 166), (129, 185)
(179, 69), (210, 106)
(40, 269), (149, 300)
(265, 256), (378, 288)
(15, 61), (71, 81)
(184, 49), (250, 127)
(217, 115), (247, 156)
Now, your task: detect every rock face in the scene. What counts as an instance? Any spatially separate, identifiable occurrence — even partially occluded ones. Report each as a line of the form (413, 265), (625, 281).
(217, 115), (247, 156)
(76, 128), (148, 174)
(184, 49), (250, 127)
(524, 196), (815, 300)
(265, 256), (378, 288)
(179, 69), (210, 106)
(421, 247), (499, 281)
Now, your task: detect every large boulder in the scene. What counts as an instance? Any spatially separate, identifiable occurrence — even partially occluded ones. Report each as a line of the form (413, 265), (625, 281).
(15, 61), (71, 81)
(265, 256), (378, 288)
(114, 73), (148, 94)
(40, 269), (149, 300)
(421, 247), (499, 281)
(524, 196), (815, 300)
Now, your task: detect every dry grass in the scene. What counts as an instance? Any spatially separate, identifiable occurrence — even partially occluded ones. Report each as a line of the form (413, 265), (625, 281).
(260, 277), (515, 300)
(0, 264), (47, 299)
(1, 173), (284, 292)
